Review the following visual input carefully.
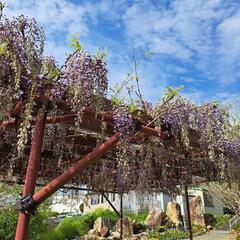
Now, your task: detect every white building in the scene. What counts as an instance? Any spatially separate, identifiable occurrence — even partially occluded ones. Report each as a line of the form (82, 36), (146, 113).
(50, 190), (84, 214)
(83, 188), (224, 216)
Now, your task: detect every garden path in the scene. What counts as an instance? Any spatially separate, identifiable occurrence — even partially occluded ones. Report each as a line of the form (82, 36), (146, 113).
(192, 230), (238, 240)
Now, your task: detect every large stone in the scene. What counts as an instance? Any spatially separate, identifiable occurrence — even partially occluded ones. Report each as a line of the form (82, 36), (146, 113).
(100, 227), (110, 237)
(85, 236), (98, 240)
(85, 229), (100, 240)
(88, 229), (99, 235)
(207, 225), (214, 231)
(108, 231), (120, 240)
(132, 232), (148, 240)
(166, 201), (183, 230)
(132, 223), (145, 234)
(144, 208), (164, 230)
(85, 232), (100, 240)
(94, 217), (115, 233)
(116, 217), (133, 238)
(189, 196), (206, 227)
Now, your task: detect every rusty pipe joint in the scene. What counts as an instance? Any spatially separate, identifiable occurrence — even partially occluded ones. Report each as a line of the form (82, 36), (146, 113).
(16, 194), (38, 216)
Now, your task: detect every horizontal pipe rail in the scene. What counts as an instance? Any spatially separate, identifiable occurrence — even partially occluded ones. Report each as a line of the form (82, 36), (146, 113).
(6, 100), (169, 140)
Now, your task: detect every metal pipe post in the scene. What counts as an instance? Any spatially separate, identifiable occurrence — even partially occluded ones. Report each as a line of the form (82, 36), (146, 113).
(184, 184), (193, 240)
(15, 110), (47, 240)
(120, 193), (123, 240)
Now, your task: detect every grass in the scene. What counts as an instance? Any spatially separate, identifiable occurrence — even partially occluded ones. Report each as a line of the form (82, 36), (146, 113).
(148, 229), (188, 240)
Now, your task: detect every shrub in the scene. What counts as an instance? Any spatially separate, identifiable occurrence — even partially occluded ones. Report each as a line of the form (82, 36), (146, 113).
(204, 213), (217, 226)
(215, 215), (231, 227)
(0, 205), (52, 240)
(148, 229), (188, 240)
(93, 208), (118, 222)
(39, 208), (119, 240)
(124, 211), (148, 223)
(0, 205), (18, 239)
(191, 224), (205, 233)
(233, 222), (240, 231)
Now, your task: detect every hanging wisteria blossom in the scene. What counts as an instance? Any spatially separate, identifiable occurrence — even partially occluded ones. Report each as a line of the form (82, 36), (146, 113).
(0, 12), (239, 194)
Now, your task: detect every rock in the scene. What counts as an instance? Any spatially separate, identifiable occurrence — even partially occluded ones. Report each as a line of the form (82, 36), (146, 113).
(133, 232), (148, 240)
(207, 225), (214, 231)
(85, 234), (99, 240)
(85, 229), (100, 240)
(166, 201), (184, 231)
(94, 217), (103, 233)
(116, 217), (133, 238)
(94, 217), (115, 233)
(144, 208), (164, 230)
(88, 229), (99, 235)
(189, 196), (206, 227)
(108, 231), (120, 240)
(132, 223), (145, 234)
(100, 227), (110, 237)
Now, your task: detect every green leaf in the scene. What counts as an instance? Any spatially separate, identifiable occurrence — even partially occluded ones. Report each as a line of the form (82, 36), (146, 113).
(144, 50), (153, 57)
(0, 42), (8, 55)
(70, 34), (82, 51)
(163, 85), (184, 101)
(94, 47), (108, 61)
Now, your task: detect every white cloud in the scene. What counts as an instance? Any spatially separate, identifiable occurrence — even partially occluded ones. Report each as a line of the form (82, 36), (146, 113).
(216, 11), (240, 83)
(3, 0), (128, 61)
(4, 0), (90, 37)
(2, 0), (240, 103)
(122, 0), (240, 84)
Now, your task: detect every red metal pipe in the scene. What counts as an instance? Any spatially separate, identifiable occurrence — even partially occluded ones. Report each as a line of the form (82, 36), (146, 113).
(15, 110), (47, 240)
(6, 99), (169, 141)
(139, 125), (167, 139)
(45, 113), (168, 140)
(0, 118), (16, 134)
(11, 101), (23, 117)
(33, 134), (119, 205)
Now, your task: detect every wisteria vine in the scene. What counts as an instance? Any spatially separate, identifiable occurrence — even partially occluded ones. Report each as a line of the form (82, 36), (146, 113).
(0, 12), (239, 193)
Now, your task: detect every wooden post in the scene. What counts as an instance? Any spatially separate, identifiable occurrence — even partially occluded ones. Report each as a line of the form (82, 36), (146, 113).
(15, 110), (47, 240)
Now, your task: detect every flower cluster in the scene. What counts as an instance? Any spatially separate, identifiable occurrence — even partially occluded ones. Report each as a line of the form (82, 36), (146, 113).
(113, 105), (133, 137)
(0, 15), (45, 77)
(63, 51), (108, 124)
(159, 98), (227, 146)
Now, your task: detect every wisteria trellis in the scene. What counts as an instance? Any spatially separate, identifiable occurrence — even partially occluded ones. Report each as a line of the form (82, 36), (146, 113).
(0, 14), (239, 195)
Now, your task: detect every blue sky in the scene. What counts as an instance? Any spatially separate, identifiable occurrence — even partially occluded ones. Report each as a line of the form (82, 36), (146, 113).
(3, 0), (240, 105)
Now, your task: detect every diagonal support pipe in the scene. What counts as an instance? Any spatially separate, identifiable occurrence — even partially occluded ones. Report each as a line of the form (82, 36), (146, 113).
(33, 134), (119, 205)
(15, 110), (47, 240)
(102, 192), (120, 217)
